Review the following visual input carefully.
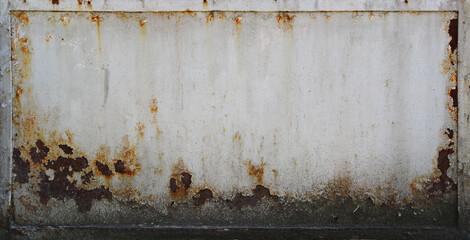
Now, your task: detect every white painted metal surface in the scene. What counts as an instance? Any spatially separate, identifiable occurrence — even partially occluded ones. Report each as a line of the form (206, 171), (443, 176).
(9, 10), (458, 226)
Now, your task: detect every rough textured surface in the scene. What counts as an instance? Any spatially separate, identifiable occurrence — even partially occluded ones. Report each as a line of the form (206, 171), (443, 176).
(1, 0), (470, 237)
(8, 11), (459, 228)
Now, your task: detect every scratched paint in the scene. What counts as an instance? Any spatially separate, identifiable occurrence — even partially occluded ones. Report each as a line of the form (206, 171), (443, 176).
(10, 11), (457, 227)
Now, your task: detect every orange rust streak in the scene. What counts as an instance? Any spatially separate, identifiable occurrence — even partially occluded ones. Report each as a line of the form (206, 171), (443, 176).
(91, 15), (102, 54)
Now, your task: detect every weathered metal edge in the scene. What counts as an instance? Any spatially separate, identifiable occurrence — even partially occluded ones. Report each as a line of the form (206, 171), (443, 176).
(0, 0), (12, 232)
(8, 0), (460, 12)
(458, 0), (470, 235)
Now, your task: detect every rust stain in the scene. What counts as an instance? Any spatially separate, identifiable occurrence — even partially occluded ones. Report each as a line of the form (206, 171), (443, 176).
(96, 161), (113, 176)
(427, 148), (456, 194)
(30, 140), (50, 163)
(136, 122), (145, 138)
(169, 159), (193, 199)
(369, 12), (375, 20)
(139, 18), (147, 27)
(91, 15), (102, 54)
(150, 98), (158, 124)
(58, 144), (73, 155)
(277, 13), (296, 24)
(233, 15), (242, 29)
(59, 15), (70, 26)
(232, 132), (241, 142)
(226, 185), (279, 209)
(244, 160), (266, 184)
(39, 154), (112, 212)
(206, 12), (214, 23)
(185, 9), (197, 17)
(193, 188), (213, 206)
(448, 18), (458, 54)
(13, 12), (29, 25)
(13, 148), (30, 184)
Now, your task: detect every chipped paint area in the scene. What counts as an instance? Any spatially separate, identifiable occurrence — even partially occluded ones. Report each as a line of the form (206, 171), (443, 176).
(11, 11), (457, 226)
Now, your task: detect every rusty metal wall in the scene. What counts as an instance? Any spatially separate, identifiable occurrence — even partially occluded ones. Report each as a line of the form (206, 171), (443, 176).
(2, 0), (470, 238)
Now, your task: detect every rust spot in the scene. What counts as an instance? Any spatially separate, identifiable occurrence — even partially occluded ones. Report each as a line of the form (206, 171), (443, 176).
(277, 13), (296, 24)
(113, 159), (136, 176)
(45, 35), (52, 42)
(428, 148), (456, 194)
(233, 15), (242, 27)
(59, 15), (70, 26)
(449, 87), (458, 108)
(226, 185), (279, 209)
(13, 148), (30, 183)
(448, 18), (458, 54)
(13, 12), (29, 25)
(185, 9), (197, 16)
(139, 18), (147, 27)
(446, 128), (454, 139)
(170, 178), (178, 193)
(245, 160), (266, 184)
(193, 188), (213, 206)
(404, 0), (408, 4)
(136, 122), (145, 138)
(30, 140), (50, 163)
(77, 0), (82, 5)
(169, 159), (192, 199)
(58, 144), (73, 155)
(203, 0), (208, 9)
(86, 0), (92, 9)
(51, 0), (59, 5)
(206, 12), (214, 23)
(96, 161), (113, 176)
(39, 154), (112, 212)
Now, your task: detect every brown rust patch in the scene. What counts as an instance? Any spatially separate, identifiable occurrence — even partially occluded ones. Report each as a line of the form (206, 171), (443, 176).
(448, 18), (458, 54)
(30, 140), (50, 163)
(169, 159), (193, 199)
(13, 148), (30, 184)
(446, 128), (454, 139)
(226, 185), (279, 209)
(58, 144), (73, 155)
(51, 0), (59, 5)
(428, 148), (456, 194)
(38, 151), (112, 212)
(95, 161), (113, 176)
(113, 159), (136, 176)
(193, 188), (213, 206)
(449, 87), (458, 108)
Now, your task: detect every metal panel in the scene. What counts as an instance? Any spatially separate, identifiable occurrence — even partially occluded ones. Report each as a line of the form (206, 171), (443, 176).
(9, 10), (458, 227)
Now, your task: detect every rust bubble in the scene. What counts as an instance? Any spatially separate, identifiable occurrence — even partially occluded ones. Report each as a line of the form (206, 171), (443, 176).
(226, 185), (279, 209)
(59, 144), (73, 155)
(193, 188), (213, 206)
(448, 18), (458, 53)
(30, 140), (50, 163)
(96, 161), (113, 176)
(13, 148), (30, 183)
